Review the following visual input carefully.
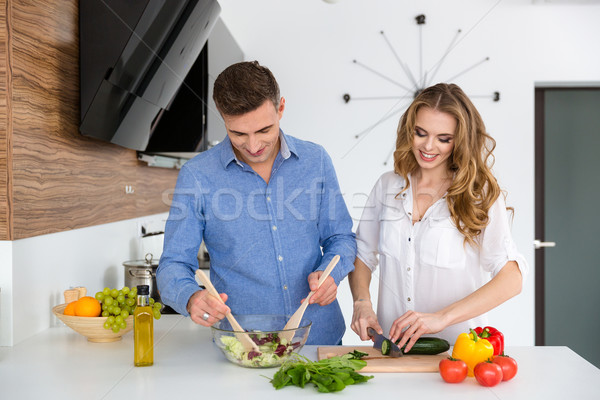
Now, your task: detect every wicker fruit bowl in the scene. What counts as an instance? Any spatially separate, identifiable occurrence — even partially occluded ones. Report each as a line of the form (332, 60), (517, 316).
(52, 303), (133, 342)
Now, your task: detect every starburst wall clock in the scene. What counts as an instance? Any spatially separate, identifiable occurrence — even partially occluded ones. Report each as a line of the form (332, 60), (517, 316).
(343, 14), (499, 165)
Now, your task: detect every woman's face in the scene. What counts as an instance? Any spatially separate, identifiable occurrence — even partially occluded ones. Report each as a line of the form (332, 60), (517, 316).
(412, 107), (456, 173)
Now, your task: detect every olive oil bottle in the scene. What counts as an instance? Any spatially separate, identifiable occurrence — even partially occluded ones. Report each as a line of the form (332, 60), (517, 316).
(134, 284), (153, 366)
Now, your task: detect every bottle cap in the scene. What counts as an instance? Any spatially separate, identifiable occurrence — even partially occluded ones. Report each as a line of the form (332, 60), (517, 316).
(137, 285), (150, 295)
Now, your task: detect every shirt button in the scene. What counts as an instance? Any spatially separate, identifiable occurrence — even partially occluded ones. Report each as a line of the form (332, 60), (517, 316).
(278, 255), (283, 262)
(283, 285), (288, 290)
(407, 297), (411, 302)
(267, 196), (271, 201)
(272, 225), (277, 231)
(407, 267), (411, 271)
(408, 237), (411, 242)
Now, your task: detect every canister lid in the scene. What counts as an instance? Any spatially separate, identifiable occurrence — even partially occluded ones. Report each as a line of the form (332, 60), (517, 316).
(123, 253), (159, 268)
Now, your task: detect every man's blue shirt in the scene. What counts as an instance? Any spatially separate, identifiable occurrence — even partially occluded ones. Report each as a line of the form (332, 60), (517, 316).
(156, 131), (356, 345)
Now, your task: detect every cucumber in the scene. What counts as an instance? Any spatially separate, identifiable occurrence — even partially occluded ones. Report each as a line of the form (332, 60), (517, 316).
(395, 337), (450, 355)
(381, 339), (391, 355)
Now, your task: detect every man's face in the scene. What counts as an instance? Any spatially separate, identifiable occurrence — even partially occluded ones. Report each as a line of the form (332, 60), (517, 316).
(222, 99), (285, 169)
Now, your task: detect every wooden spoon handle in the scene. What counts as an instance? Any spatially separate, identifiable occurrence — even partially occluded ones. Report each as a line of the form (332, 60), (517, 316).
(282, 255), (340, 335)
(307, 254), (339, 300)
(195, 269), (258, 351)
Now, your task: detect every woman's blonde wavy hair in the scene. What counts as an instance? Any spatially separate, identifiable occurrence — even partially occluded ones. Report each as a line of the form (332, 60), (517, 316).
(394, 83), (502, 246)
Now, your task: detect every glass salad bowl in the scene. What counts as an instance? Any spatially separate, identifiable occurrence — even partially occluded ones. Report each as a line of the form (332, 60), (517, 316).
(210, 314), (312, 368)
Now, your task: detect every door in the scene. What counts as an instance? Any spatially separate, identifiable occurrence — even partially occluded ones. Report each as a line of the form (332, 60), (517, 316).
(535, 87), (600, 368)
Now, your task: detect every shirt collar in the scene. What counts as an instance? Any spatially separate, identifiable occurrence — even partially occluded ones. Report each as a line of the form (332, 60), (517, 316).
(279, 130), (294, 159)
(219, 129), (297, 169)
(402, 173), (451, 220)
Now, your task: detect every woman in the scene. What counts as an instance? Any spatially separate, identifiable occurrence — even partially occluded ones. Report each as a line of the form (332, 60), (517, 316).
(349, 83), (527, 352)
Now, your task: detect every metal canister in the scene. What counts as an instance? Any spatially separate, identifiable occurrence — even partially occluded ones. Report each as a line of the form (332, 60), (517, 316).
(123, 253), (160, 303)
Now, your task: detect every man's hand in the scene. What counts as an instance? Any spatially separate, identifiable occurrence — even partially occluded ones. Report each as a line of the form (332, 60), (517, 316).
(305, 271), (337, 306)
(187, 289), (230, 326)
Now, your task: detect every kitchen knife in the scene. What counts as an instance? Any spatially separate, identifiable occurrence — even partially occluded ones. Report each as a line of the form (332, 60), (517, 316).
(367, 327), (404, 357)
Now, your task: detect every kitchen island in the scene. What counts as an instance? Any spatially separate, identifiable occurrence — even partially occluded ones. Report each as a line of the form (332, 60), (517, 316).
(1, 315), (598, 399)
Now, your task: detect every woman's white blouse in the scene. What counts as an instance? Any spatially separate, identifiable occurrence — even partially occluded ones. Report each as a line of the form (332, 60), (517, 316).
(356, 171), (528, 342)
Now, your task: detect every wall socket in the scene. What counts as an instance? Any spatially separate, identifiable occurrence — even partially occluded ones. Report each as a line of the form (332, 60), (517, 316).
(138, 218), (166, 237)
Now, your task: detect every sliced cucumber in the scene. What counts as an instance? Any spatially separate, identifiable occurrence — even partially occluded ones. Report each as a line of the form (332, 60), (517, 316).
(381, 339), (391, 355)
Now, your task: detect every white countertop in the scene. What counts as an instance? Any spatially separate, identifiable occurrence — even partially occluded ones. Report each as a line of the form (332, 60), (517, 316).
(1, 315), (598, 399)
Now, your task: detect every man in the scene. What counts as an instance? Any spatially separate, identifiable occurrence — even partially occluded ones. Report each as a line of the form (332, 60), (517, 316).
(156, 61), (356, 345)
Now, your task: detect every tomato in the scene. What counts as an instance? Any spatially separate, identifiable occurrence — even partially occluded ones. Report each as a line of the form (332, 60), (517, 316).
(474, 361), (503, 387)
(492, 354), (518, 381)
(439, 357), (468, 383)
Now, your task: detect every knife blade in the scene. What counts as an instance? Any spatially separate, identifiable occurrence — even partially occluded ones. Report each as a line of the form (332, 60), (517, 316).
(367, 327), (404, 357)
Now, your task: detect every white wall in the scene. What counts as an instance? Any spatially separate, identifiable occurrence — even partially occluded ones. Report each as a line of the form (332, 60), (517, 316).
(0, 213), (167, 346)
(0, 241), (13, 345)
(217, 0), (600, 346)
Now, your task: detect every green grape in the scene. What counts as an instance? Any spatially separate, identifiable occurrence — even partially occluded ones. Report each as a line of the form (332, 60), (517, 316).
(153, 309), (161, 320)
(99, 286), (141, 330)
(149, 298), (155, 305)
(153, 302), (162, 309)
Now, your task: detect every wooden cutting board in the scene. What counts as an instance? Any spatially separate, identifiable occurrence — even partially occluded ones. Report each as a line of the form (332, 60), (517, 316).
(317, 346), (448, 373)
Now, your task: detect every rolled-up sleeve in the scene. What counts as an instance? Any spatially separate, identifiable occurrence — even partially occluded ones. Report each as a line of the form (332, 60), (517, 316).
(479, 195), (529, 284)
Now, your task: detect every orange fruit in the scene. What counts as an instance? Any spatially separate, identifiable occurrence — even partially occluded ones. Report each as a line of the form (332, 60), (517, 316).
(63, 301), (77, 316)
(74, 296), (102, 317)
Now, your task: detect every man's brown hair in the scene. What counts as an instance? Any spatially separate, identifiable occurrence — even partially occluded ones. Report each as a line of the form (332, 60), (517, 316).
(213, 61), (280, 116)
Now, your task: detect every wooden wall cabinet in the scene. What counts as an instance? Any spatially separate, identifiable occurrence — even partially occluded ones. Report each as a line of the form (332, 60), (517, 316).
(0, 0), (178, 240)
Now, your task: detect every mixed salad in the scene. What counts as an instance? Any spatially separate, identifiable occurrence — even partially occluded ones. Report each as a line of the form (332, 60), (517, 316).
(220, 332), (302, 368)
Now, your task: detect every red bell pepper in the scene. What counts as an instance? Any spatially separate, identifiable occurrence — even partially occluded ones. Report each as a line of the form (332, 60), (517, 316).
(474, 326), (504, 356)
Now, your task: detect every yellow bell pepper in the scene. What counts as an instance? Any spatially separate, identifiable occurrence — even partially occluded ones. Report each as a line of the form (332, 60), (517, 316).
(451, 328), (494, 376)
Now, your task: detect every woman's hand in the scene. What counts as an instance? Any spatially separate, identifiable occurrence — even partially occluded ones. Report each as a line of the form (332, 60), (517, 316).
(351, 299), (383, 341)
(187, 289), (230, 327)
(389, 310), (446, 352)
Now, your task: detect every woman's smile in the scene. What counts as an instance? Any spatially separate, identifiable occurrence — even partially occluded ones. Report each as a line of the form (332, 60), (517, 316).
(419, 150), (439, 161)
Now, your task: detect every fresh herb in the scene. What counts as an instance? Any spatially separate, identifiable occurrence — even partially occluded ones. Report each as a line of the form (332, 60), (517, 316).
(347, 350), (369, 360)
(269, 353), (374, 393)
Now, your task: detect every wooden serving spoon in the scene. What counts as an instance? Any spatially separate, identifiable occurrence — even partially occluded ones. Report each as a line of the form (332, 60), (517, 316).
(280, 255), (340, 343)
(195, 269), (259, 352)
